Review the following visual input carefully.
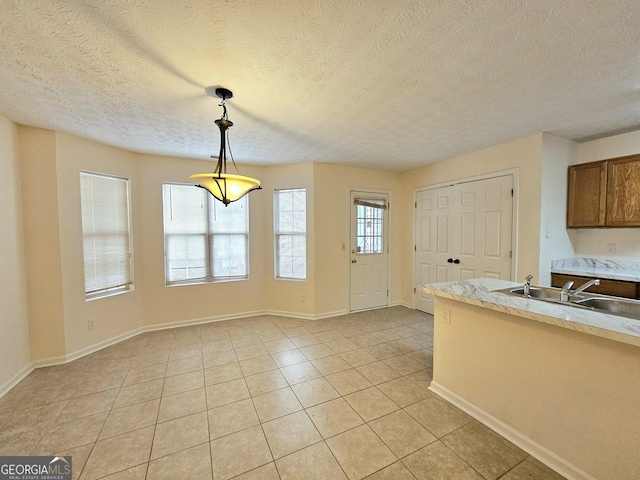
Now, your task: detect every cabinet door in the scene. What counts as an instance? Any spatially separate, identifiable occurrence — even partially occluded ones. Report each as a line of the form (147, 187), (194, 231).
(606, 155), (640, 227)
(567, 161), (607, 228)
(551, 273), (639, 299)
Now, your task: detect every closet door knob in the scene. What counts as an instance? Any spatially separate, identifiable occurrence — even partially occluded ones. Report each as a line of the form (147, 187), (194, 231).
(447, 258), (453, 263)
(453, 259), (460, 264)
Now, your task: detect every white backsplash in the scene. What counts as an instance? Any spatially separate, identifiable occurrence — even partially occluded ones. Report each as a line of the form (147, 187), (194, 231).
(567, 228), (640, 259)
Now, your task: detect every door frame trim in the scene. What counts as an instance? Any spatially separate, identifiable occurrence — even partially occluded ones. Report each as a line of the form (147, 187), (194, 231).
(411, 169), (520, 310)
(349, 187), (392, 312)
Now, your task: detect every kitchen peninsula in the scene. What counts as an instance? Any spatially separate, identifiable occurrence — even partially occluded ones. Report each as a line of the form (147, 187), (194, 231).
(421, 278), (640, 480)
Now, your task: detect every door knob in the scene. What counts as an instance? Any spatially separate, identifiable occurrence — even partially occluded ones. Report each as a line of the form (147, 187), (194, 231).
(352, 259), (357, 263)
(447, 258), (453, 263)
(453, 259), (460, 264)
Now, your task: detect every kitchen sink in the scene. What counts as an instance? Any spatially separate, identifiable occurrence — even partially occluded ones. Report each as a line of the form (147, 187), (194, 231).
(504, 286), (563, 301)
(574, 297), (640, 320)
(495, 285), (640, 321)
(495, 285), (585, 303)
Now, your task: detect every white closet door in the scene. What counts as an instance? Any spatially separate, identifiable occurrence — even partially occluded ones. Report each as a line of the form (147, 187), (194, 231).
(415, 175), (513, 314)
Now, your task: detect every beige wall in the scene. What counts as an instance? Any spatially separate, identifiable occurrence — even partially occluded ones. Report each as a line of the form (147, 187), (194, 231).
(54, 132), (144, 357)
(15, 129), (407, 364)
(0, 116), (31, 391)
(136, 154), (269, 326)
(433, 297), (640, 480)
(399, 134), (545, 305)
(19, 127), (67, 363)
(10, 124), (640, 372)
(261, 162), (316, 317)
(313, 163), (402, 316)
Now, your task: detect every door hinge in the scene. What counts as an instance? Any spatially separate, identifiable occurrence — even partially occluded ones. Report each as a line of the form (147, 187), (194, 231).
(414, 245), (417, 251)
(415, 202), (417, 208)
(509, 250), (512, 258)
(413, 287), (416, 294)
(511, 189), (514, 197)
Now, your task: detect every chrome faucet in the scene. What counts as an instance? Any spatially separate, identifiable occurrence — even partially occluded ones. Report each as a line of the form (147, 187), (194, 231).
(560, 279), (600, 302)
(523, 275), (534, 296)
(560, 281), (574, 302)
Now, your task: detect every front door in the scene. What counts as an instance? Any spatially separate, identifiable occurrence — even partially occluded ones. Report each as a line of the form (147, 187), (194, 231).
(350, 191), (389, 311)
(415, 175), (513, 314)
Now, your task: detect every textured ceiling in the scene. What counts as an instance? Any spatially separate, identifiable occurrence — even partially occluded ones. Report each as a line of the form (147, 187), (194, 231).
(0, 0), (639, 172)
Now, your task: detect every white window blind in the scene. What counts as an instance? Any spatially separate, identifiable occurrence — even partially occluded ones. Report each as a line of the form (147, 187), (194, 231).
(354, 198), (387, 209)
(80, 171), (133, 300)
(275, 188), (306, 280)
(162, 183), (248, 284)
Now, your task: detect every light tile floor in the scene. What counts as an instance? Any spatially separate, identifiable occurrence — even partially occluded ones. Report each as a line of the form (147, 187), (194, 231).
(0, 306), (566, 480)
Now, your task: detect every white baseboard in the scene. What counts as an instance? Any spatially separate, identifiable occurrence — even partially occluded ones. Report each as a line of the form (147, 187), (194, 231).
(308, 309), (350, 320)
(31, 354), (67, 368)
(429, 382), (596, 480)
(27, 308), (326, 369)
(66, 328), (144, 364)
(0, 363), (34, 398)
(264, 309), (317, 321)
(32, 327), (144, 368)
(141, 310), (267, 332)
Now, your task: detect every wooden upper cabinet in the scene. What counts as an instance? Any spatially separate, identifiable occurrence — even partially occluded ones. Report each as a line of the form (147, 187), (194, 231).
(606, 154), (640, 227)
(567, 161), (607, 227)
(567, 154), (640, 228)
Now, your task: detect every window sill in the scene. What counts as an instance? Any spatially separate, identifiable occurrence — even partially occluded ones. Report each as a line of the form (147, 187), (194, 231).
(166, 277), (249, 287)
(85, 286), (132, 302)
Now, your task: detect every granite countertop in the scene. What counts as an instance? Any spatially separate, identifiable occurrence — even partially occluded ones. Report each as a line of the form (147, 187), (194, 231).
(420, 278), (640, 348)
(551, 258), (640, 282)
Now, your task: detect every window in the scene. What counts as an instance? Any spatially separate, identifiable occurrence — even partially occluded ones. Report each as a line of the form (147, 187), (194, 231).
(354, 198), (386, 254)
(80, 171), (133, 300)
(162, 183), (248, 285)
(275, 188), (306, 279)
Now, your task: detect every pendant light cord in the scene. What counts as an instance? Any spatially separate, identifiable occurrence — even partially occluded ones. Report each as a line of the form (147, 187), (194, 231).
(218, 96), (240, 174)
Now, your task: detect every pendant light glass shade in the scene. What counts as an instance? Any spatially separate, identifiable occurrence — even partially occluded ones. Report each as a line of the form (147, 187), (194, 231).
(191, 87), (261, 206)
(189, 173), (261, 205)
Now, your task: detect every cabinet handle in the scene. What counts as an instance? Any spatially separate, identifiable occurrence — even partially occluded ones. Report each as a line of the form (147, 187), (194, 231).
(447, 258), (454, 263)
(351, 259), (357, 263)
(453, 259), (460, 264)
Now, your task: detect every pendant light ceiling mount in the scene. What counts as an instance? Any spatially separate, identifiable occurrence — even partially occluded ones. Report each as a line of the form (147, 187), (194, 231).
(204, 86), (233, 100)
(190, 86), (261, 206)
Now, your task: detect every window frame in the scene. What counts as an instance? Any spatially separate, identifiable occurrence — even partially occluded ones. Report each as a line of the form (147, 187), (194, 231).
(80, 170), (134, 301)
(274, 187), (307, 281)
(162, 182), (250, 286)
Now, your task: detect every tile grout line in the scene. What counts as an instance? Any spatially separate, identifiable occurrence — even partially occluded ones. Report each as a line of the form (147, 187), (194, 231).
(3, 309), (453, 480)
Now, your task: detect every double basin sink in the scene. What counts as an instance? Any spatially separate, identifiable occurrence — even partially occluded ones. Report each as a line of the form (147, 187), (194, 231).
(495, 285), (640, 321)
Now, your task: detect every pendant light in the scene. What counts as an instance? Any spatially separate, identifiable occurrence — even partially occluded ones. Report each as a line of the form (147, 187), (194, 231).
(190, 87), (261, 206)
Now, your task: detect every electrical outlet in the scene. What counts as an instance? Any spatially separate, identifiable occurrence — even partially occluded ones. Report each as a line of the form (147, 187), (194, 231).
(88, 318), (95, 330)
(441, 309), (451, 324)
(301, 295), (306, 303)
